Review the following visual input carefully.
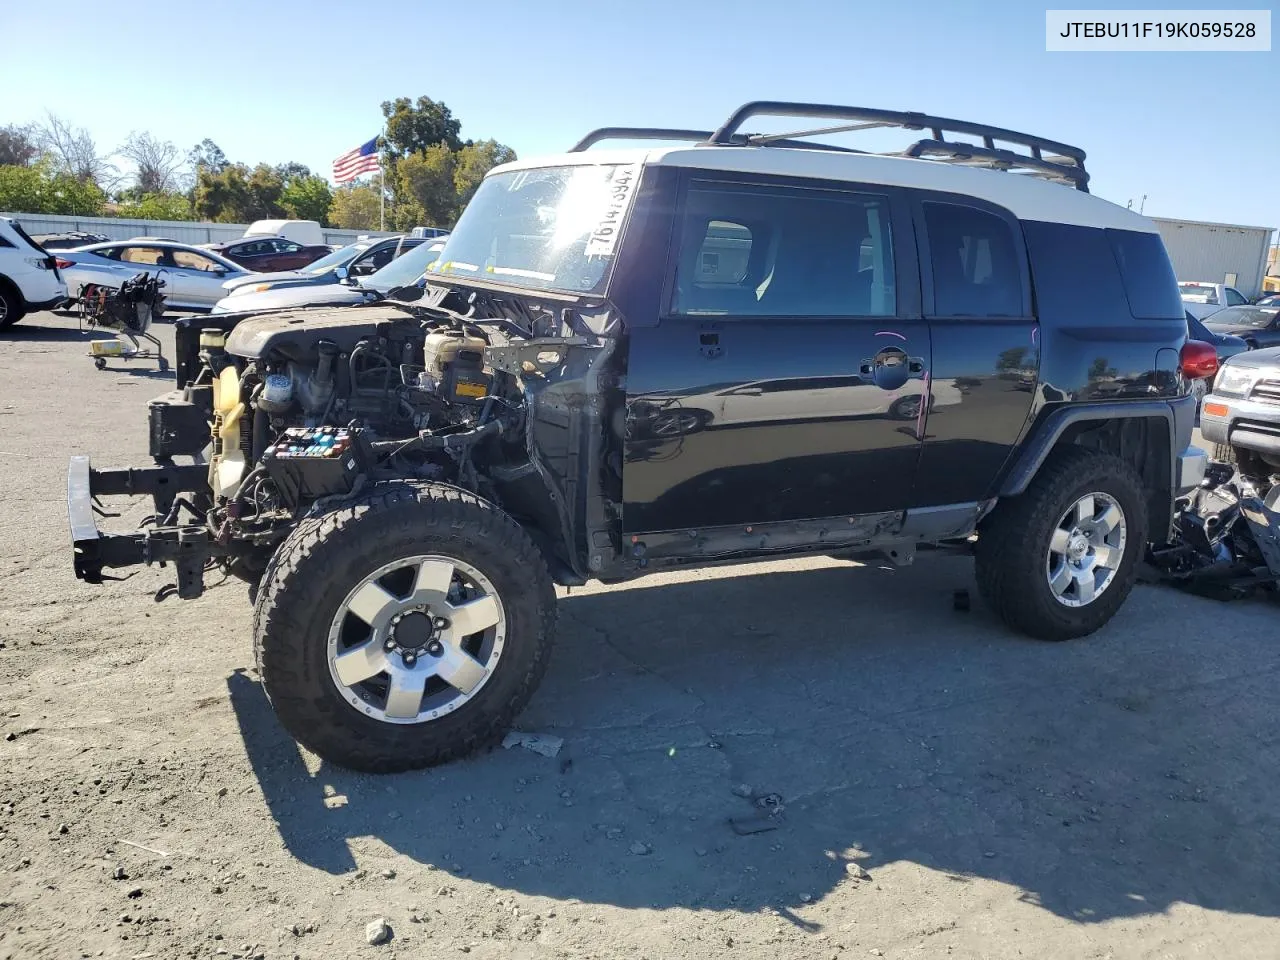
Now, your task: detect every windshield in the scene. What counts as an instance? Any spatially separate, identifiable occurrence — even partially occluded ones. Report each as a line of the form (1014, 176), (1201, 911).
(305, 241), (374, 275)
(1210, 307), (1277, 328)
(427, 163), (642, 295)
(364, 239), (447, 292)
(1179, 283), (1218, 304)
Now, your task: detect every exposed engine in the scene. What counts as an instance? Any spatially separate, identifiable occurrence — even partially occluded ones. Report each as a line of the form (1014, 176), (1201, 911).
(170, 305), (533, 583)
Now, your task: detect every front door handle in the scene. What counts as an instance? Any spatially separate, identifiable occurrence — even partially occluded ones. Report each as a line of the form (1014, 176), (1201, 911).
(861, 347), (927, 390)
(699, 332), (723, 360)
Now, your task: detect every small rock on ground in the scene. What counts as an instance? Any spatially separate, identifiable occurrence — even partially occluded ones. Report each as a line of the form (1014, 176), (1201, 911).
(365, 917), (392, 945)
(732, 783), (753, 798)
(629, 841), (651, 856)
(846, 862), (871, 880)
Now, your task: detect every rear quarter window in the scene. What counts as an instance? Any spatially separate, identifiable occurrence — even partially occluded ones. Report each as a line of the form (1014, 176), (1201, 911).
(1107, 229), (1184, 319)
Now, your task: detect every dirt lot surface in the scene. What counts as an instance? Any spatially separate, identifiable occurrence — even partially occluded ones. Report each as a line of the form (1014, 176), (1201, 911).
(2, 312), (1279, 960)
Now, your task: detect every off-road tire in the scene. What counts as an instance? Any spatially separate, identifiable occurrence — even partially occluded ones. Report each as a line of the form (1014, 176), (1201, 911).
(975, 447), (1147, 641)
(253, 481), (557, 772)
(0, 281), (25, 330)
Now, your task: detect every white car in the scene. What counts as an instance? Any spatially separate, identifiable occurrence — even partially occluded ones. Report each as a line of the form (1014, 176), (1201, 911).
(0, 216), (68, 329)
(58, 240), (250, 312)
(1180, 281), (1249, 320)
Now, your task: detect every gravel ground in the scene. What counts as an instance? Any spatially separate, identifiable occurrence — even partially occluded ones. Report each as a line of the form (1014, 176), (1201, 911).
(2, 312), (1279, 960)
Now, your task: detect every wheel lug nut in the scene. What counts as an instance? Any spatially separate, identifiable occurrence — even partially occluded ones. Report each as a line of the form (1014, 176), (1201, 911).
(403, 653), (417, 667)
(384, 638), (396, 651)
(434, 617), (449, 629)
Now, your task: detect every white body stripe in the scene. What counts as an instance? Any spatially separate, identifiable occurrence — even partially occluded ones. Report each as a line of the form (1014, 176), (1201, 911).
(490, 146), (1159, 234)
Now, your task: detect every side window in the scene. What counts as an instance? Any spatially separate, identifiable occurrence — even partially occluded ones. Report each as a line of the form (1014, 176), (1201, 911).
(670, 180), (896, 318)
(118, 246), (165, 265)
(1106, 229), (1185, 319)
(172, 250), (221, 272)
(1226, 287), (1247, 306)
(922, 202), (1022, 317)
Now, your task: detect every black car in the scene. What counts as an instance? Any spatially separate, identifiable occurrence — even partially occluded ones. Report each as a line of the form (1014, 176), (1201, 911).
(67, 100), (1206, 773)
(1187, 311), (1249, 362)
(1204, 304), (1280, 350)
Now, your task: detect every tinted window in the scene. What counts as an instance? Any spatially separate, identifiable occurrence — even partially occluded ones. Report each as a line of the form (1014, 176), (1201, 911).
(172, 250), (222, 272)
(119, 246), (165, 265)
(1107, 229), (1184, 319)
(923, 202), (1022, 317)
(671, 180), (895, 317)
(1226, 287), (1247, 306)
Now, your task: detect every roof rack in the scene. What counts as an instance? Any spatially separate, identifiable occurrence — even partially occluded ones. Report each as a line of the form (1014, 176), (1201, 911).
(569, 126), (860, 154)
(570, 102), (1090, 192)
(709, 101), (1089, 191)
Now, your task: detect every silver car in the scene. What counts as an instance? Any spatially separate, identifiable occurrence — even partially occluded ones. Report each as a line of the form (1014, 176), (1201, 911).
(211, 239), (447, 314)
(59, 240), (249, 312)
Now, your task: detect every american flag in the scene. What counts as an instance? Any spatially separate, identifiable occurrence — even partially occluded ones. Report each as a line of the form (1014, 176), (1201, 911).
(332, 137), (380, 183)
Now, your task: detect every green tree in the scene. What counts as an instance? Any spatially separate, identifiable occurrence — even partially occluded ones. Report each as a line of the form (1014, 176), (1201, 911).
(328, 184), (382, 230)
(0, 159), (106, 215)
(188, 139), (228, 175)
(453, 139), (516, 207)
(115, 192), (195, 221)
(194, 163), (286, 222)
(280, 174), (333, 225)
(381, 96), (462, 159)
(394, 145), (459, 228)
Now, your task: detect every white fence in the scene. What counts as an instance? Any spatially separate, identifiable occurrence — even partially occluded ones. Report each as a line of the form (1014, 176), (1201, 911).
(0, 212), (399, 247)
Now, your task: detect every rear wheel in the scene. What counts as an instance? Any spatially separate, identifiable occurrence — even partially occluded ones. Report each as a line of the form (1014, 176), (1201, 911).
(254, 482), (557, 772)
(0, 283), (25, 330)
(976, 447), (1147, 641)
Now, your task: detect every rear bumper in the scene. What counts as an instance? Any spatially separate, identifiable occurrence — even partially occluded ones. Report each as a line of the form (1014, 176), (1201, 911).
(68, 456), (213, 597)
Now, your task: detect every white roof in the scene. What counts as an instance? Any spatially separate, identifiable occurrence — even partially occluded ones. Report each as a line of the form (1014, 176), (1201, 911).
(492, 146), (1159, 234)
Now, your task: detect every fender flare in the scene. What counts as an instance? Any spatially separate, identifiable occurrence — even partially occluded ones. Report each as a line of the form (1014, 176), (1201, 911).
(998, 399), (1185, 497)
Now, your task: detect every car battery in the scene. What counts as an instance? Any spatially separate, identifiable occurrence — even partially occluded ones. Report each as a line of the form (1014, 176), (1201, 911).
(261, 427), (368, 506)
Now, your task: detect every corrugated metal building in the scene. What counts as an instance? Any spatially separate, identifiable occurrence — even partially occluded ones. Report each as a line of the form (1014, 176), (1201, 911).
(0, 211), (399, 247)
(1150, 217), (1274, 297)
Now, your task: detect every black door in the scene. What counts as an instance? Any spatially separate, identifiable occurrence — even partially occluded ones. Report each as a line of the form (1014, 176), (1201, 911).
(623, 175), (929, 534)
(909, 197), (1039, 507)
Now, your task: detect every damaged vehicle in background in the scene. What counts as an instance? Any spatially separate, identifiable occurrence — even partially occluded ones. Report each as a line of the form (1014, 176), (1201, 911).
(1203, 303), (1280, 351)
(209, 237), (447, 315)
(218, 235), (435, 299)
(69, 102), (1212, 773)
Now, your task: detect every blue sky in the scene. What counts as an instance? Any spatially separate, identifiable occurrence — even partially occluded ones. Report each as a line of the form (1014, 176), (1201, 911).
(2, 0), (1276, 229)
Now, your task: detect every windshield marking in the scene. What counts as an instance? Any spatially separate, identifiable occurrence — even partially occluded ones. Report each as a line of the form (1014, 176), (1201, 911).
(585, 163), (640, 257)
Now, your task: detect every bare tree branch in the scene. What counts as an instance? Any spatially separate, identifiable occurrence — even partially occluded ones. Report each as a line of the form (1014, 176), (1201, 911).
(0, 124), (40, 166)
(118, 130), (185, 194)
(38, 111), (116, 186)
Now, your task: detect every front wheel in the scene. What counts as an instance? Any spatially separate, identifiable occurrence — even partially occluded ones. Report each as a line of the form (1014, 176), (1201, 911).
(975, 448), (1147, 641)
(254, 482), (557, 772)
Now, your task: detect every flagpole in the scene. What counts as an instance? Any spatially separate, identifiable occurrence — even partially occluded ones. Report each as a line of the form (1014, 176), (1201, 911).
(378, 126), (386, 232)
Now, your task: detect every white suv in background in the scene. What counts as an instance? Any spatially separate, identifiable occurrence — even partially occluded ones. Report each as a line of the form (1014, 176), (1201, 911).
(0, 216), (68, 329)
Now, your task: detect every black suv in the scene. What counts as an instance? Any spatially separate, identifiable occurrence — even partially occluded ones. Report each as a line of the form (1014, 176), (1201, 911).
(69, 102), (1208, 772)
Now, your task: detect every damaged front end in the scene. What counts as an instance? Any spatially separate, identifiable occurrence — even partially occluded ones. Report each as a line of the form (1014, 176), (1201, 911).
(1146, 460), (1280, 601)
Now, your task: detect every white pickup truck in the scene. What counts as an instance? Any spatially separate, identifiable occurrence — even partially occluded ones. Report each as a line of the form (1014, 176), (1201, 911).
(1180, 280), (1250, 320)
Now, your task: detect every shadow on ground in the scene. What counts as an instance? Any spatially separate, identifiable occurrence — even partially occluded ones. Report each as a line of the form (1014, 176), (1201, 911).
(228, 558), (1280, 926)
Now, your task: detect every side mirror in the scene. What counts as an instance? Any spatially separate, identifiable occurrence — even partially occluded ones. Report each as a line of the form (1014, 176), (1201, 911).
(333, 266), (349, 282)
(386, 285), (424, 302)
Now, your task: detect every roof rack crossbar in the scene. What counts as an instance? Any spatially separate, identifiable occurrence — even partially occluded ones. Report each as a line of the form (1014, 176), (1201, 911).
(569, 126), (861, 154)
(709, 101), (1089, 191)
(748, 121), (892, 144)
(901, 140), (1087, 186)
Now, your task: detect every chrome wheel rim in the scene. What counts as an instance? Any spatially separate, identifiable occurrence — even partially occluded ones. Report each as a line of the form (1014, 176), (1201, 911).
(0, 296), (8, 322)
(326, 554), (506, 725)
(1045, 493), (1126, 608)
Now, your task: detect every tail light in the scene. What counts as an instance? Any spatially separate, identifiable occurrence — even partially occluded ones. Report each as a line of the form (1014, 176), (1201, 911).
(1180, 339), (1219, 381)
(54, 257), (74, 271)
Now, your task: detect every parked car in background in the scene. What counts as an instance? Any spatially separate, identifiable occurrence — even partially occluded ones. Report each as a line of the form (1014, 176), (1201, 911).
(0, 216), (67, 329)
(57, 240), (249, 312)
(28, 231), (111, 250)
(208, 236), (331, 272)
(1253, 292), (1280, 306)
(1186, 311), (1248, 405)
(243, 219), (325, 246)
(210, 237), (447, 314)
(1204, 303), (1280, 350)
(219, 235), (432, 298)
(1180, 280), (1249, 320)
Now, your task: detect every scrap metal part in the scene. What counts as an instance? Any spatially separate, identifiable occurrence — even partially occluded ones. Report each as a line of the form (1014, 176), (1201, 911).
(1145, 460), (1280, 601)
